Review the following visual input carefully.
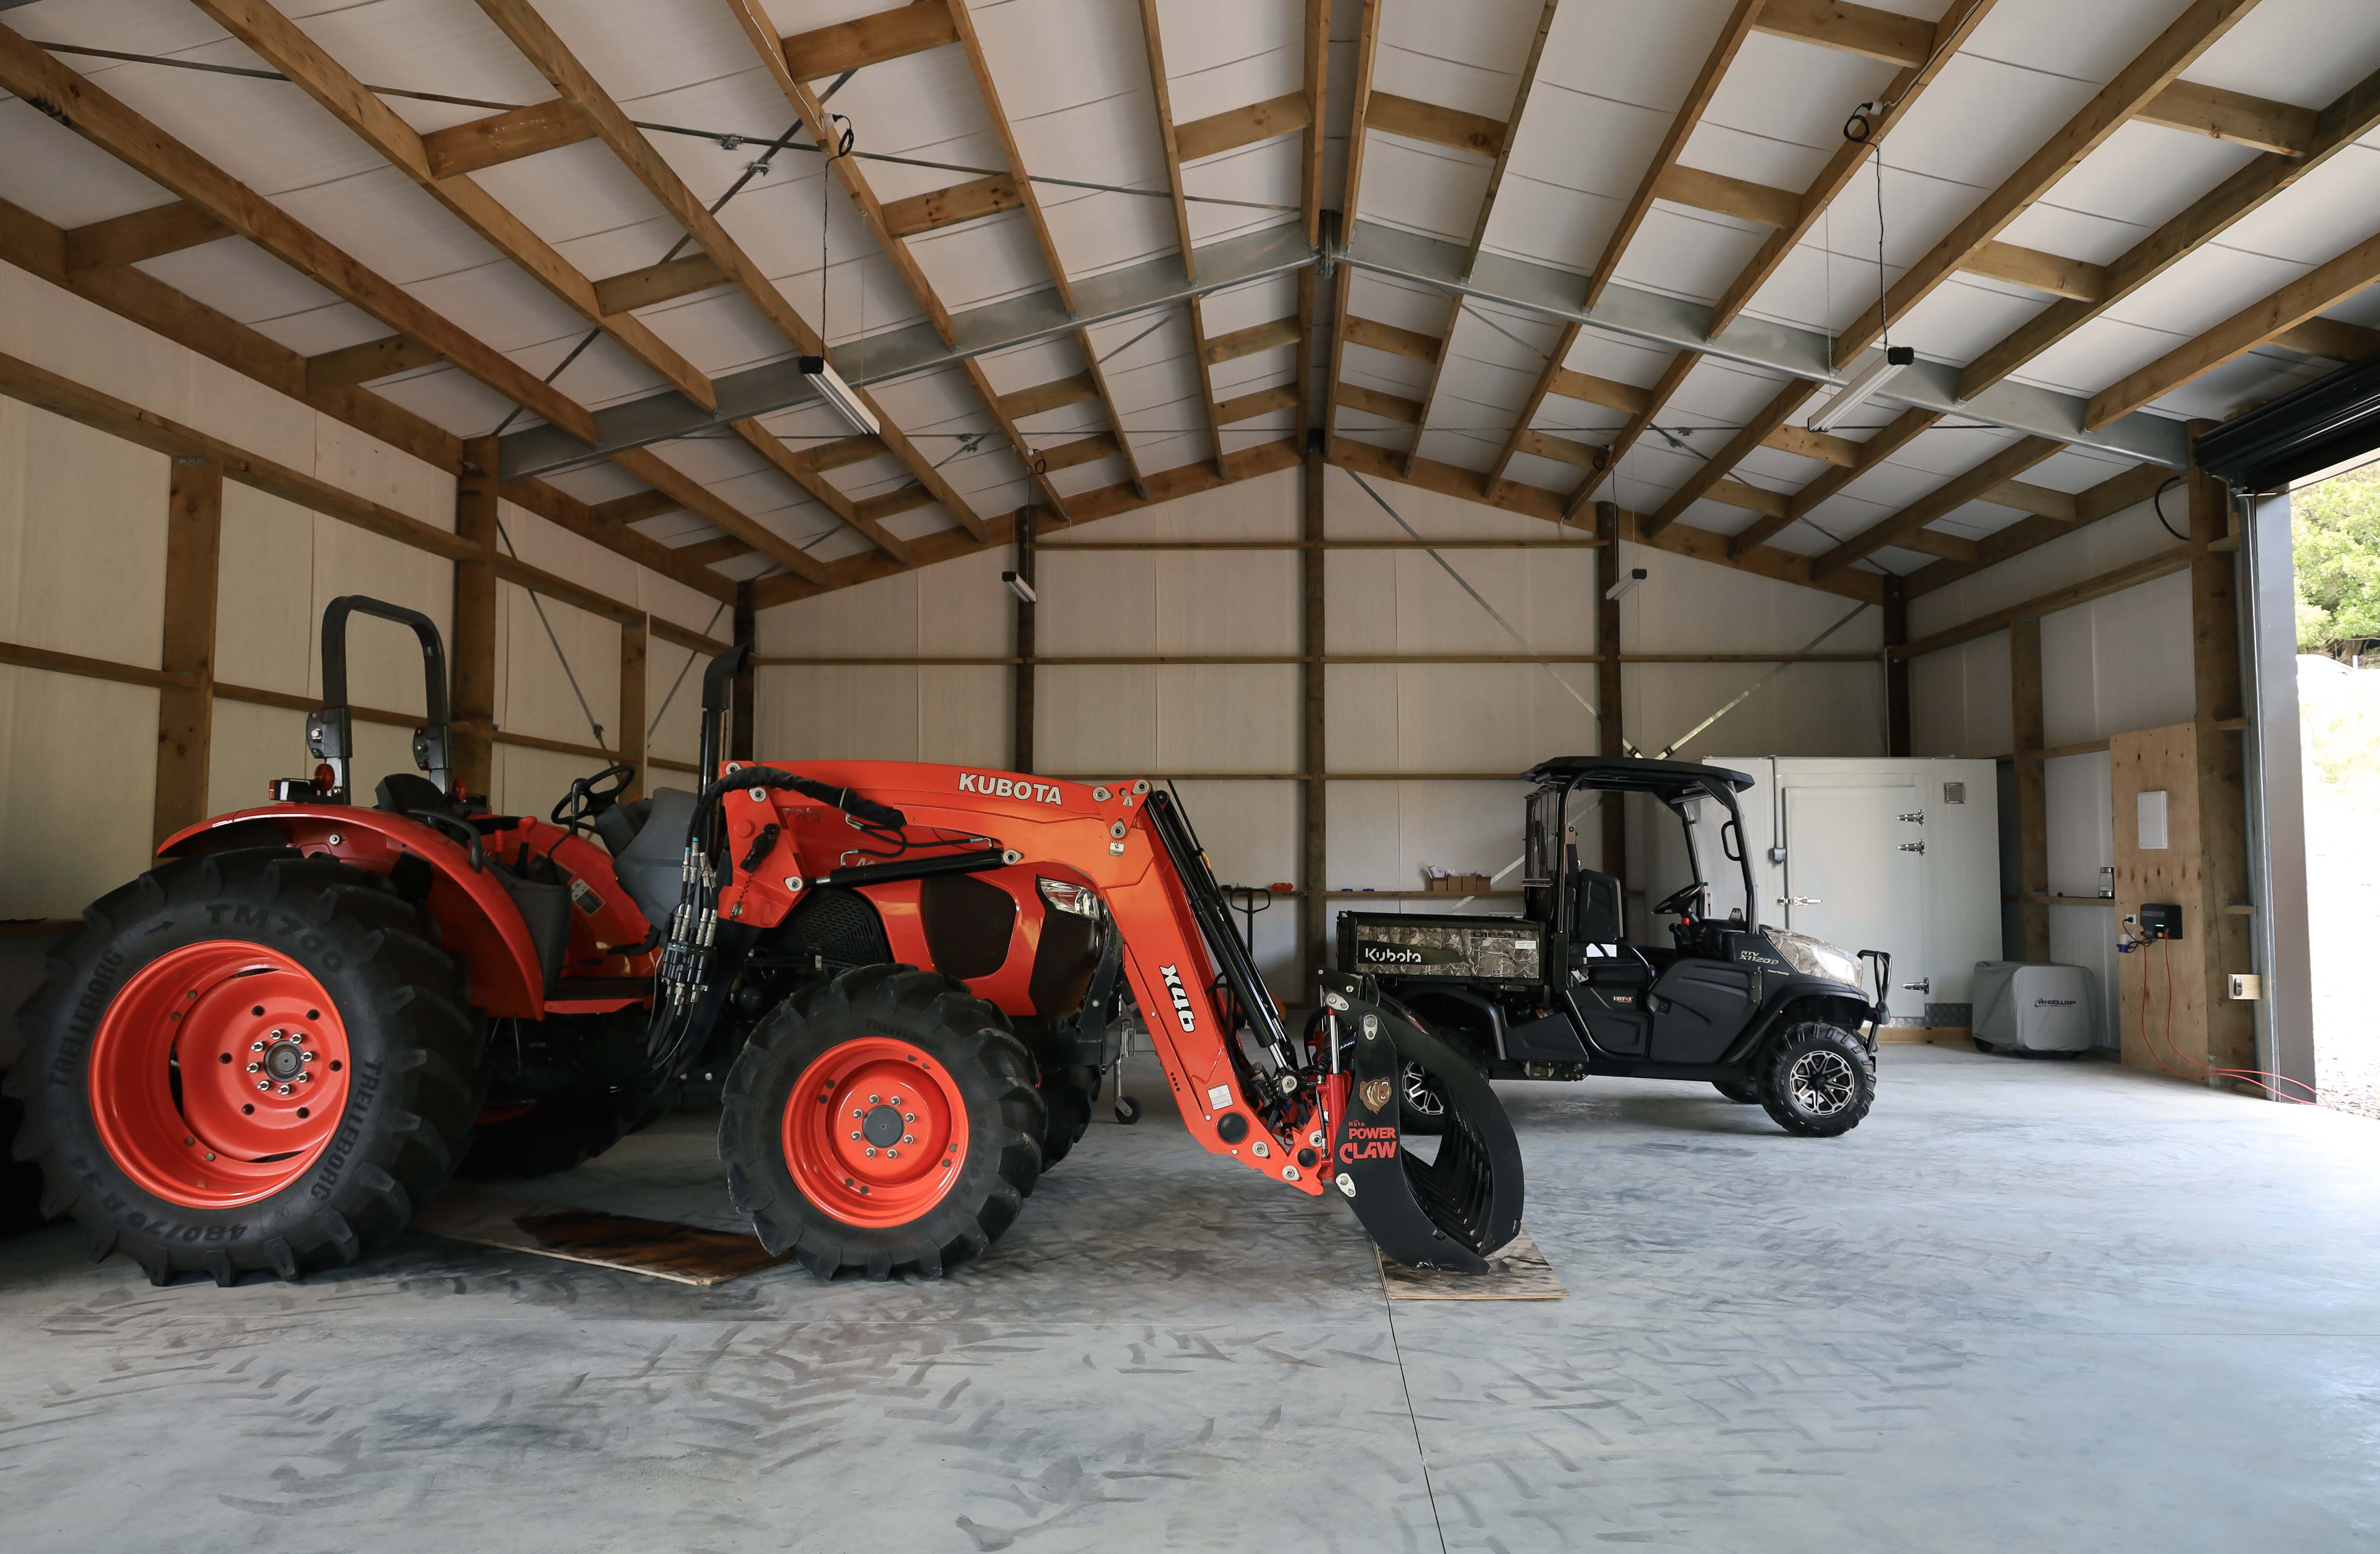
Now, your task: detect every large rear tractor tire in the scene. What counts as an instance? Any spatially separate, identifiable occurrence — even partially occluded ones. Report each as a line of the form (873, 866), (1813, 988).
(4, 848), (481, 1286)
(720, 966), (1044, 1280)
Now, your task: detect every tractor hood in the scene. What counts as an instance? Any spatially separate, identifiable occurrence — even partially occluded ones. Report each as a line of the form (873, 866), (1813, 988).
(1763, 927), (1865, 990)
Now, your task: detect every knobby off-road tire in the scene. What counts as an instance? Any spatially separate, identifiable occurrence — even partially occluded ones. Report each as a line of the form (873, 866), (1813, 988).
(1036, 1063), (1099, 1169)
(5, 848), (480, 1286)
(1712, 1079), (1762, 1104)
(720, 966), (1044, 1280)
(1755, 1021), (1876, 1138)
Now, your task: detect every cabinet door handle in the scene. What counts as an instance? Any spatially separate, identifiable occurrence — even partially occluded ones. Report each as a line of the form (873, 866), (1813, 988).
(1778, 896), (1822, 906)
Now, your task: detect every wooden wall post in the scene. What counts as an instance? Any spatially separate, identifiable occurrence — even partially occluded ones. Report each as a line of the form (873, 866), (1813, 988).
(1012, 508), (1036, 773)
(618, 617), (647, 800)
(731, 580), (756, 763)
(451, 436), (501, 799)
(1301, 441), (1327, 973)
(2188, 429), (2256, 1077)
(2010, 615), (2050, 963)
(1593, 501), (1627, 885)
(152, 454), (222, 846)
(1883, 573), (1912, 757)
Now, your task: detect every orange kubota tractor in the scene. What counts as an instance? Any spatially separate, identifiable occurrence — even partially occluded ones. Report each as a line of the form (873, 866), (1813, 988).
(6, 597), (1520, 1285)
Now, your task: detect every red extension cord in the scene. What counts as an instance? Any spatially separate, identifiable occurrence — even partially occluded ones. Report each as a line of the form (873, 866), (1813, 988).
(2133, 937), (2318, 1104)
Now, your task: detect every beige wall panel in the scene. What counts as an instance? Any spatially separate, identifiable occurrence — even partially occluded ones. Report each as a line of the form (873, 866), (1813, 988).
(492, 742), (597, 821)
(1389, 548), (1592, 656)
(1620, 540), (1881, 656)
(1168, 778), (1302, 989)
(1152, 664), (1298, 772)
(1323, 548), (1400, 655)
(1626, 662), (1884, 762)
(499, 497), (636, 600)
(0, 265), (196, 429)
(207, 697), (305, 818)
(1083, 466), (1299, 541)
(645, 636), (709, 767)
(1155, 551), (1298, 655)
(317, 413), (454, 533)
(1396, 780), (1532, 886)
(1907, 498), (2174, 637)
(1518, 668), (1602, 761)
(643, 569), (728, 639)
(760, 665), (923, 762)
(313, 514), (451, 717)
(1037, 552), (1157, 656)
(213, 483), (319, 696)
(2038, 571), (2194, 749)
(918, 548), (1014, 657)
(1321, 463), (1538, 540)
(495, 581), (620, 749)
(1326, 779), (1403, 892)
(0, 400), (169, 666)
(758, 568), (919, 656)
(0, 666), (159, 917)
(1037, 664), (1155, 772)
(1909, 629), (2016, 759)
(918, 666), (1010, 767)
(1397, 664), (1540, 771)
(1324, 663), (1402, 771)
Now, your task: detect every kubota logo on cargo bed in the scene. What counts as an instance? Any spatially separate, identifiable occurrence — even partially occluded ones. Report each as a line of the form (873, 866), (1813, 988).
(957, 772), (1063, 804)
(1158, 964), (1196, 1033)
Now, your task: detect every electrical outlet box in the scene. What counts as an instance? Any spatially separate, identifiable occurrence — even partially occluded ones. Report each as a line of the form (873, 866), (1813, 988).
(2228, 973), (2262, 1000)
(2139, 901), (2183, 941)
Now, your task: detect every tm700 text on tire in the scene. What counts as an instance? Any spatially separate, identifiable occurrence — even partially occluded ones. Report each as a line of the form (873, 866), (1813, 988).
(4, 849), (481, 1286)
(718, 966), (1044, 1280)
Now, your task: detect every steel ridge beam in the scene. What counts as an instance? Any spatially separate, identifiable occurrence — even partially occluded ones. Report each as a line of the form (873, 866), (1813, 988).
(1338, 221), (2191, 471)
(500, 220), (1315, 480)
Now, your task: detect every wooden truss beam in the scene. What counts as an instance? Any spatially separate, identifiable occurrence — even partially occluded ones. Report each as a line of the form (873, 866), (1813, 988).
(1812, 437), (2065, 577)
(1834, 0), (2264, 358)
(780, 1), (957, 77)
(1321, 0), (1384, 453)
(419, 98), (595, 178)
(943, 0), (1078, 315)
(1135, 0), (1198, 277)
(1709, 0), (1996, 335)
(1560, 349), (1699, 518)
(1176, 93), (1314, 162)
(1960, 64), (2380, 399)
(960, 355), (1075, 518)
(879, 173), (1022, 239)
(1729, 406), (1941, 557)
(62, 200), (226, 272)
(1642, 377), (1821, 538)
(303, 334), (443, 395)
(1901, 463), (2170, 599)
(0, 22), (596, 442)
(1075, 326), (1150, 501)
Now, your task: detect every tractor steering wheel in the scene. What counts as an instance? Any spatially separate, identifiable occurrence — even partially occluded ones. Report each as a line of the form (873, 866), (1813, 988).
(1652, 880), (1708, 920)
(552, 762), (636, 831)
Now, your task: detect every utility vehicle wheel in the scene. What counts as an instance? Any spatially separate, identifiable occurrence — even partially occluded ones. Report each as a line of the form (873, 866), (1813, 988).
(1399, 1059), (1450, 1136)
(720, 966), (1044, 1280)
(4, 848), (479, 1286)
(1712, 1080), (1761, 1104)
(1755, 1022), (1875, 1138)
(1036, 1064), (1098, 1168)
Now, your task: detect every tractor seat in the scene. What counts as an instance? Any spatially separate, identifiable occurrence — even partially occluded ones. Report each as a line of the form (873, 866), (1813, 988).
(594, 795), (653, 856)
(374, 771), (474, 820)
(610, 788), (700, 931)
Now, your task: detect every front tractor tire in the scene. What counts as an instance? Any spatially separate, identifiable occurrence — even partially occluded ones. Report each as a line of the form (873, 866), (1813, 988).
(720, 966), (1044, 1280)
(1755, 1022), (1876, 1138)
(5, 849), (481, 1286)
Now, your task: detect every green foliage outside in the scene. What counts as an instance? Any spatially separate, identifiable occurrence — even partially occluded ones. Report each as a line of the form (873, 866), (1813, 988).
(2294, 463), (2380, 656)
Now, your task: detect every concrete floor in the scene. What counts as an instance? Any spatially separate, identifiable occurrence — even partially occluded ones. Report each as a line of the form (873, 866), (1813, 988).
(3, 1045), (2378, 1551)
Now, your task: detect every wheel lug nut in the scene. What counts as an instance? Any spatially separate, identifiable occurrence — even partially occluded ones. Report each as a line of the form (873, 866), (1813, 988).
(257, 1081), (271, 1092)
(301, 1052), (315, 1062)
(889, 1095), (901, 1105)
(904, 1112), (915, 1122)
(247, 1063), (262, 1073)
(869, 1094), (880, 1103)
(849, 1131), (860, 1140)
(886, 1149), (898, 1158)
(251, 1041), (266, 1052)
(902, 1134), (913, 1144)
(864, 1147), (877, 1157)
(299, 1072), (313, 1084)
(277, 1084), (293, 1095)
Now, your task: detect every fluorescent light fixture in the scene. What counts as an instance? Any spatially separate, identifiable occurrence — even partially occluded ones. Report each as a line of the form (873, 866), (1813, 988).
(1807, 345), (1915, 433)
(1605, 567), (1646, 603)
(1002, 570), (1038, 604)
(798, 354), (880, 437)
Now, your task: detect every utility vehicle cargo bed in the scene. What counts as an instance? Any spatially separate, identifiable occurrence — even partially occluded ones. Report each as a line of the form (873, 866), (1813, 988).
(1337, 912), (1544, 983)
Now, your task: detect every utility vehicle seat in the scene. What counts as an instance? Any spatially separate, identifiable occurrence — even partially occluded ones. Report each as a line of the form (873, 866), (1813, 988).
(1568, 867), (1624, 946)
(610, 787), (698, 932)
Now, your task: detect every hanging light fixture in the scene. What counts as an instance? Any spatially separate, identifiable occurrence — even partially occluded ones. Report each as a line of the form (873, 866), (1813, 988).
(1809, 101), (1917, 435)
(1808, 345), (1915, 433)
(798, 355), (880, 436)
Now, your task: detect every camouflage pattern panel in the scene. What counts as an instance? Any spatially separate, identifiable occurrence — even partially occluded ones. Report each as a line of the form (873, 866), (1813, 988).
(1342, 913), (1542, 981)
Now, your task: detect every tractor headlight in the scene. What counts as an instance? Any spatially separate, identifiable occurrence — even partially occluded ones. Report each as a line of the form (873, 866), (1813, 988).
(1037, 877), (1103, 919)
(1766, 928), (1863, 988)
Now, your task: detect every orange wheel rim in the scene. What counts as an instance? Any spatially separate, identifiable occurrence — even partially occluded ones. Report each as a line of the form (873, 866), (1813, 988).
(86, 942), (353, 1209)
(781, 1037), (968, 1228)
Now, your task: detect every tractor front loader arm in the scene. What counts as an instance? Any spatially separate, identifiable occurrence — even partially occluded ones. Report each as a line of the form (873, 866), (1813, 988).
(710, 761), (1527, 1266)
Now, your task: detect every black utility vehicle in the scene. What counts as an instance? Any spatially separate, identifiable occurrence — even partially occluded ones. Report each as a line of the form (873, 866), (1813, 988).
(1337, 757), (1885, 1137)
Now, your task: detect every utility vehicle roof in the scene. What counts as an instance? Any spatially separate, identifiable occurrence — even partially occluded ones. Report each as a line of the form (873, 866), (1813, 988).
(1523, 757), (1756, 804)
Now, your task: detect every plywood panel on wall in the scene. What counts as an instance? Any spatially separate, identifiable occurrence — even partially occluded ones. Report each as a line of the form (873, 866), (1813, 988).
(0, 668), (162, 917)
(2112, 722), (2208, 1077)
(0, 400), (170, 668)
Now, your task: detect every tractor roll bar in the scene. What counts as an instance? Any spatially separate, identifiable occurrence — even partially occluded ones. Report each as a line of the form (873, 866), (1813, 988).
(310, 595), (453, 804)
